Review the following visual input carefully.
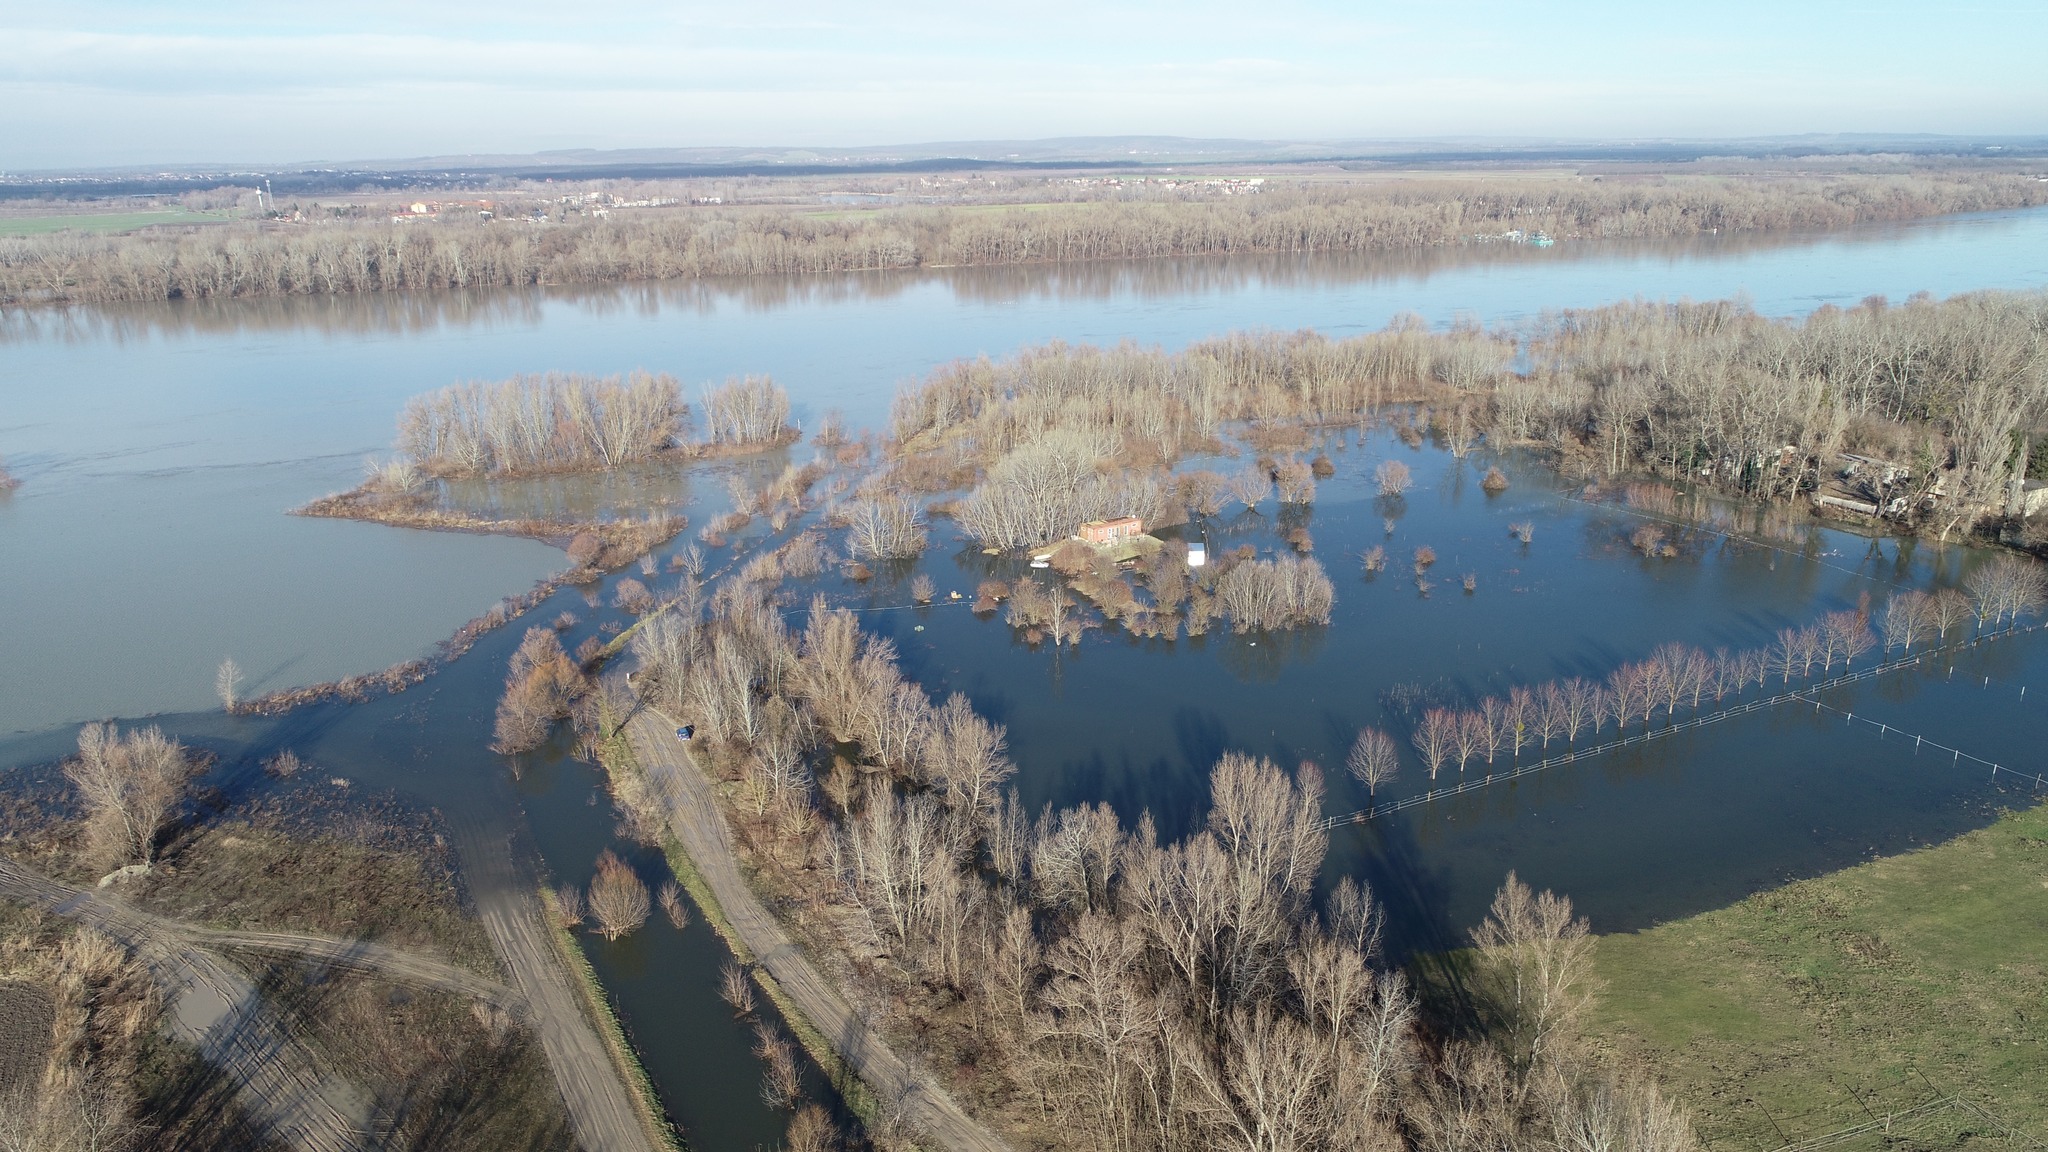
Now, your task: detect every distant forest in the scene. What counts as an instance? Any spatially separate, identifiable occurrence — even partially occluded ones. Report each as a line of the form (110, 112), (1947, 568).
(4, 173), (2043, 306)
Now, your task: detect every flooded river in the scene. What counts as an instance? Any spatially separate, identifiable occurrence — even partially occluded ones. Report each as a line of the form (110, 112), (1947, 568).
(4, 207), (2047, 1149)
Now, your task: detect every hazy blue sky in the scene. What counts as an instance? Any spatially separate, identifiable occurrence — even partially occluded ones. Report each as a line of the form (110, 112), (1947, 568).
(4, 0), (2043, 169)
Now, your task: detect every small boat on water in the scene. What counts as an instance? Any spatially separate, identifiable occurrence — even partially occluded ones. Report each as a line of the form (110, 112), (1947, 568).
(1529, 232), (1555, 248)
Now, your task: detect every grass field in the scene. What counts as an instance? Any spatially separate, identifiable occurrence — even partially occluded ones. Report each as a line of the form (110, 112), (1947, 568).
(0, 208), (228, 236)
(1593, 802), (2048, 1150)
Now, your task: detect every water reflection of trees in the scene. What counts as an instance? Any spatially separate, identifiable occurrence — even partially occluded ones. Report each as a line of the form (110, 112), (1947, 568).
(0, 218), (1934, 347)
(1214, 624), (1328, 682)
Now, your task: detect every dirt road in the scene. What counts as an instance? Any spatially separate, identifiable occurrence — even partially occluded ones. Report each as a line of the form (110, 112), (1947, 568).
(0, 856), (373, 1152)
(443, 810), (665, 1152)
(625, 710), (1013, 1152)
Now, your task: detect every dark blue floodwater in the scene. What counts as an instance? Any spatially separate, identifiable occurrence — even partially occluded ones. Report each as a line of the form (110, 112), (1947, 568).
(836, 428), (2048, 956)
(5, 207), (2047, 731)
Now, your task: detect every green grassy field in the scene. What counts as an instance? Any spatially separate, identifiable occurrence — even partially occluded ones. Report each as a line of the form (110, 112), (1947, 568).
(0, 208), (227, 236)
(1593, 803), (2048, 1149)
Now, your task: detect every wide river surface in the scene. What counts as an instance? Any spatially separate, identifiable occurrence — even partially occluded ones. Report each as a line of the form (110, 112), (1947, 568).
(4, 207), (2048, 1149)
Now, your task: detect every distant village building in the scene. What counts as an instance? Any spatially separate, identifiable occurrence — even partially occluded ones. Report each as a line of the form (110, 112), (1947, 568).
(1187, 543), (1207, 568)
(1078, 517), (1144, 545)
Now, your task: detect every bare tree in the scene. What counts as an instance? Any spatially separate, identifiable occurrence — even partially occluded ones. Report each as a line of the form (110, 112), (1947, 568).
(845, 495), (928, 560)
(1560, 679), (1599, 743)
(1452, 712), (1485, 773)
(1881, 590), (1930, 653)
(1215, 556), (1335, 631)
(1178, 470), (1229, 516)
(215, 657), (243, 711)
(587, 849), (650, 941)
(721, 961), (757, 1016)
(1929, 587), (1973, 642)
(1470, 872), (1596, 1080)
(753, 1021), (803, 1111)
(65, 723), (195, 867)
(1274, 458), (1317, 504)
(1346, 728), (1400, 798)
(1506, 686), (1535, 756)
(551, 883), (586, 927)
(1227, 468), (1273, 510)
(1413, 709), (1456, 780)
(1375, 460), (1413, 497)
(1533, 683), (1565, 747)
(658, 881), (690, 929)
(783, 1106), (839, 1152)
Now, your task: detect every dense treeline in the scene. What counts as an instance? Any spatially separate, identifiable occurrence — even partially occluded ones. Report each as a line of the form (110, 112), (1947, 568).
(6, 174), (2042, 306)
(620, 587), (1697, 1152)
(886, 289), (2048, 543)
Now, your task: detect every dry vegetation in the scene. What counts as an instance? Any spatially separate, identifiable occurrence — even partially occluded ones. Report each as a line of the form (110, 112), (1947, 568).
(62, 724), (197, 872)
(613, 582), (1704, 1152)
(493, 626), (592, 755)
(398, 371), (690, 477)
(396, 371), (793, 478)
(879, 288), (2048, 559)
(297, 472), (686, 569)
(7, 173), (2043, 305)
(0, 913), (166, 1152)
(0, 748), (572, 1152)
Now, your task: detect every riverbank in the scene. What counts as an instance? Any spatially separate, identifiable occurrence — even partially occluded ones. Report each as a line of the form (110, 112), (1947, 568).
(544, 903), (688, 1152)
(294, 487), (684, 569)
(1591, 802), (2048, 1148)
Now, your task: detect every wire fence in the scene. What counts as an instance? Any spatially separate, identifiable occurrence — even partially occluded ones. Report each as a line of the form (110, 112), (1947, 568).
(1325, 619), (2045, 830)
(1763, 1093), (2047, 1152)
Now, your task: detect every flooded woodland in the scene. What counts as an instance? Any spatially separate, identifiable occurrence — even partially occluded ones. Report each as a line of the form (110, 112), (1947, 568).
(4, 206), (2048, 1150)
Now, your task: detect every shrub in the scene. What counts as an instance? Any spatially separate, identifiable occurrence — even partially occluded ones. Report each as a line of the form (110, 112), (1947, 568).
(1375, 459), (1413, 496)
(587, 850), (649, 941)
(1274, 458), (1317, 504)
(972, 579), (1009, 613)
(1482, 466), (1510, 493)
(845, 496), (928, 560)
(566, 532), (603, 567)
(613, 577), (654, 615)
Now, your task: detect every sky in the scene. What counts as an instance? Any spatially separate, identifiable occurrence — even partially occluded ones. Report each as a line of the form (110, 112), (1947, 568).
(3, 0), (2044, 170)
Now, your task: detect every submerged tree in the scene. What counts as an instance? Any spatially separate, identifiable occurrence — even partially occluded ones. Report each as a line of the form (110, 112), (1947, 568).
(587, 850), (650, 941)
(1375, 460), (1413, 497)
(1346, 728), (1400, 799)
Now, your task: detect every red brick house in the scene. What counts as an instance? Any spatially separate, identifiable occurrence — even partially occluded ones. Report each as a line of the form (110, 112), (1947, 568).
(1078, 516), (1143, 545)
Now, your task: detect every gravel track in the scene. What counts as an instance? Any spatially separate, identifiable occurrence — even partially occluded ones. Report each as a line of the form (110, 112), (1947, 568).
(626, 710), (1013, 1152)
